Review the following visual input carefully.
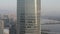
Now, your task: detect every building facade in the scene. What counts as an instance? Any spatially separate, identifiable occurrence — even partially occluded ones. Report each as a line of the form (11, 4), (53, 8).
(0, 20), (4, 34)
(17, 0), (40, 34)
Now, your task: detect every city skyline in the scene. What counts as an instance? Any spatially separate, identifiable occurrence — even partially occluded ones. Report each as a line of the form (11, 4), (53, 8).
(0, 0), (60, 34)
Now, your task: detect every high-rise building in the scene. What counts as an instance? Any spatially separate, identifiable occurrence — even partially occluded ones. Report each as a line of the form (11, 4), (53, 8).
(17, 0), (40, 34)
(2, 15), (9, 27)
(0, 20), (4, 34)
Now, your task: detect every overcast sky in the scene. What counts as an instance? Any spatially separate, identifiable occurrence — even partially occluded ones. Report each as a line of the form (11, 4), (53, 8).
(0, 0), (60, 17)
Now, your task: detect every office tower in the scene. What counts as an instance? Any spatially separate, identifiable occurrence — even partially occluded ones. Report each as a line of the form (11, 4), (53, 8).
(2, 15), (9, 27)
(17, 0), (40, 34)
(0, 20), (4, 34)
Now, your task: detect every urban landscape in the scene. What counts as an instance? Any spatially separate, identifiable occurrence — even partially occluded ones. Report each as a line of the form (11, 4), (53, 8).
(0, 14), (16, 34)
(0, 0), (60, 34)
(0, 0), (40, 34)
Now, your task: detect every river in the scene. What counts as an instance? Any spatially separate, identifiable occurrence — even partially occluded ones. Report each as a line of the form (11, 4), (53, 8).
(41, 18), (60, 34)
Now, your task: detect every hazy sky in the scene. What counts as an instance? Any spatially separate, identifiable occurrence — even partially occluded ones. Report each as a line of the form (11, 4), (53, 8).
(0, 0), (60, 17)
(41, 0), (60, 17)
(0, 0), (16, 15)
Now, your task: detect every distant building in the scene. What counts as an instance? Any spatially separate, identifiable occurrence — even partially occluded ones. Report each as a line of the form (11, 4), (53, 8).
(2, 15), (9, 27)
(8, 17), (16, 34)
(9, 18), (15, 25)
(0, 20), (4, 34)
(9, 24), (16, 34)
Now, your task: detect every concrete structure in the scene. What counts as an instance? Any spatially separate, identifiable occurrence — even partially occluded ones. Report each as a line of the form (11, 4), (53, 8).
(17, 0), (40, 34)
(0, 20), (4, 34)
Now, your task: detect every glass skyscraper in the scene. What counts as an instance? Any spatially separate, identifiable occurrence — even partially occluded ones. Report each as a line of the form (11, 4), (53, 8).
(17, 0), (40, 34)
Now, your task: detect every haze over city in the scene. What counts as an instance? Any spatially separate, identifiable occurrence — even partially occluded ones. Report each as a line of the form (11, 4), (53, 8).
(0, 0), (60, 20)
(0, 0), (40, 34)
(0, 0), (16, 17)
(0, 0), (60, 34)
